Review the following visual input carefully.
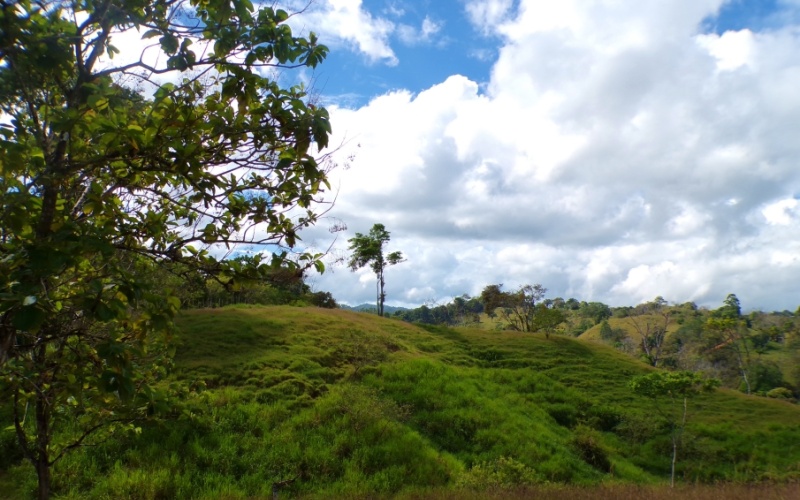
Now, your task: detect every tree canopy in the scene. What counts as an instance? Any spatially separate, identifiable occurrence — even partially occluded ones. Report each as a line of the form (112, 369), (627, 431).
(0, 1), (332, 497)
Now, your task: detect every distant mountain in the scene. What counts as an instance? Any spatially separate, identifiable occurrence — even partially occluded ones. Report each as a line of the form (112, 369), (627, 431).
(340, 303), (409, 315)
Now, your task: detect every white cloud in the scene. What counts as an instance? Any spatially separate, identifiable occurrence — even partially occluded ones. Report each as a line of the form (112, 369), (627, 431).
(397, 16), (443, 45)
(696, 29), (757, 71)
(309, 0), (800, 311)
(286, 0), (398, 65)
(464, 0), (516, 35)
(762, 198), (800, 225)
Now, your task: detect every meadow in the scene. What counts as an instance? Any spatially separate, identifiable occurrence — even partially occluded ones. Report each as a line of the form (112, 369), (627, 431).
(1, 305), (798, 498)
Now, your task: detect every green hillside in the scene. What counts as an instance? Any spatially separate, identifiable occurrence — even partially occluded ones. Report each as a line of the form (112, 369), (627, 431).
(2, 306), (799, 498)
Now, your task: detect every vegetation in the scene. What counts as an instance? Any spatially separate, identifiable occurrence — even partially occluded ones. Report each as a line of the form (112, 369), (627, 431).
(2, 306), (799, 498)
(0, 1), (331, 498)
(397, 292), (800, 401)
(348, 224), (405, 317)
(629, 371), (720, 487)
(2, 2), (799, 499)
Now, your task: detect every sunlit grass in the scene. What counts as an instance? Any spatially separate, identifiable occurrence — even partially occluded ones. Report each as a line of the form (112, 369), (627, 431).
(2, 306), (799, 499)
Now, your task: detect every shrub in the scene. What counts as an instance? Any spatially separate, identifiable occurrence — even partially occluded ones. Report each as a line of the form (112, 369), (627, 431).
(571, 425), (613, 473)
(457, 456), (541, 490)
(766, 387), (794, 400)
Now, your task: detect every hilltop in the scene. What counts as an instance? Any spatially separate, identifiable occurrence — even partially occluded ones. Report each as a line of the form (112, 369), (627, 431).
(2, 306), (799, 498)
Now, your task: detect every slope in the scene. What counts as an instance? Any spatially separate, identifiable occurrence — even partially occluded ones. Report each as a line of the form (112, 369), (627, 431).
(2, 306), (799, 499)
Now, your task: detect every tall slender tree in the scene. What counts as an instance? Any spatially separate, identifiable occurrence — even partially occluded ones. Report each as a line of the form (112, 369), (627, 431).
(630, 371), (719, 487)
(347, 224), (404, 317)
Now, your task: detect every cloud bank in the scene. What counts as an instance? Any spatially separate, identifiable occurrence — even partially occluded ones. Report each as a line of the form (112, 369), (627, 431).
(302, 0), (800, 312)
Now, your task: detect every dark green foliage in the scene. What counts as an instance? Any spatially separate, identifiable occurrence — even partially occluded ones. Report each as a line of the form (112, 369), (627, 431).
(748, 361), (788, 395)
(0, 1), (334, 497)
(599, 320), (627, 343)
(579, 302), (613, 325)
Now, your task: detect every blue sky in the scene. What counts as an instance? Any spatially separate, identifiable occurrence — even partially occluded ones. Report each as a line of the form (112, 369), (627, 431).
(278, 0), (800, 312)
(310, 0), (795, 106)
(314, 0), (500, 105)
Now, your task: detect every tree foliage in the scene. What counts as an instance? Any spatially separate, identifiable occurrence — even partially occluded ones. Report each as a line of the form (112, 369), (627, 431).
(704, 317), (753, 394)
(0, 1), (332, 497)
(628, 297), (672, 367)
(347, 224), (404, 317)
(630, 371), (719, 487)
(480, 284), (559, 334)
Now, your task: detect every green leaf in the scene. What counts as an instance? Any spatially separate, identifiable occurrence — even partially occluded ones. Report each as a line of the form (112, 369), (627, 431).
(160, 34), (179, 54)
(87, 95), (109, 110)
(142, 29), (162, 39)
(12, 306), (46, 331)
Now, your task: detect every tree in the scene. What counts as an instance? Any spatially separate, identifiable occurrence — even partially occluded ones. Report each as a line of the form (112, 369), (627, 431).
(347, 224), (404, 317)
(704, 317), (753, 394)
(531, 303), (566, 338)
(480, 284), (505, 319)
(629, 371), (719, 487)
(717, 293), (742, 319)
(628, 297), (672, 367)
(481, 284), (547, 333)
(578, 301), (612, 325)
(0, 2), (331, 498)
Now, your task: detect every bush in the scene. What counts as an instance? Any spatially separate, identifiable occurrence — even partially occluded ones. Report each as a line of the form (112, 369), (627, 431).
(571, 425), (613, 473)
(749, 361), (787, 394)
(457, 456), (541, 490)
(766, 387), (794, 400)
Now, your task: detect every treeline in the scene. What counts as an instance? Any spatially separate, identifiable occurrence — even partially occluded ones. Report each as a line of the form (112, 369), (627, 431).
(393, 283), (613, 336)
(151, 255), (338, 309)
(391, 285), (800, 400)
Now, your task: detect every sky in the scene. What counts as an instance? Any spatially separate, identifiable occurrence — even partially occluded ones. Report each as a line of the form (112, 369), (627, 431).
(81, 0), (800, 312)
(275, 0), (800, 312)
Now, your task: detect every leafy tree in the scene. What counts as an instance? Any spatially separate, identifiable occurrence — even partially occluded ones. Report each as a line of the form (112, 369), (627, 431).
(531, 303), (566, 338)
(578, 301), (612, 325)
(0, 1), (331, 498)
(599, 320), (627, 344)
(480, 284), (505, 319)
(630, 371), (719, 487)
(628, 297), (672, 367)
(450, 294), (482, 326)
(347, 224), (404, 317)
(704, 318), (753, 394)
(482, 284), (548, 333)
(717, 293), (742, 319)
(748, 360), (788, 395)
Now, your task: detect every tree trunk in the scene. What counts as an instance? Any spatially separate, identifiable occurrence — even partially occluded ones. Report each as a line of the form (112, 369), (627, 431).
(741, 367), (751, 395)
(377, 269), (385, 317)
(36, 457), (51, 500)
(34, 343), (52, 500)
(733, 345), (751, 394)
(670, 434), (677, 488)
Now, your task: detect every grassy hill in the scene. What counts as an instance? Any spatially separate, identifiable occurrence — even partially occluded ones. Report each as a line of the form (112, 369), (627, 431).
(2, 306), (799, 498)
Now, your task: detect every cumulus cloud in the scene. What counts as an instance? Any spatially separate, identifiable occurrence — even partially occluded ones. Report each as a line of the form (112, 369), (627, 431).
(285, 0), (398, 65)
(310, 0), (800, 311)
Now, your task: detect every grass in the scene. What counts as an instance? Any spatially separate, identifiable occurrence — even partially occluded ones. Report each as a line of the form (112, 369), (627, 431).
(2, 306), (799, 498)
(395, 483), (800, 500)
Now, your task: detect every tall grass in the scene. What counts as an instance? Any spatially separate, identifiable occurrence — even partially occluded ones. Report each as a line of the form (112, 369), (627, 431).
(1, 306), (798, 498)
